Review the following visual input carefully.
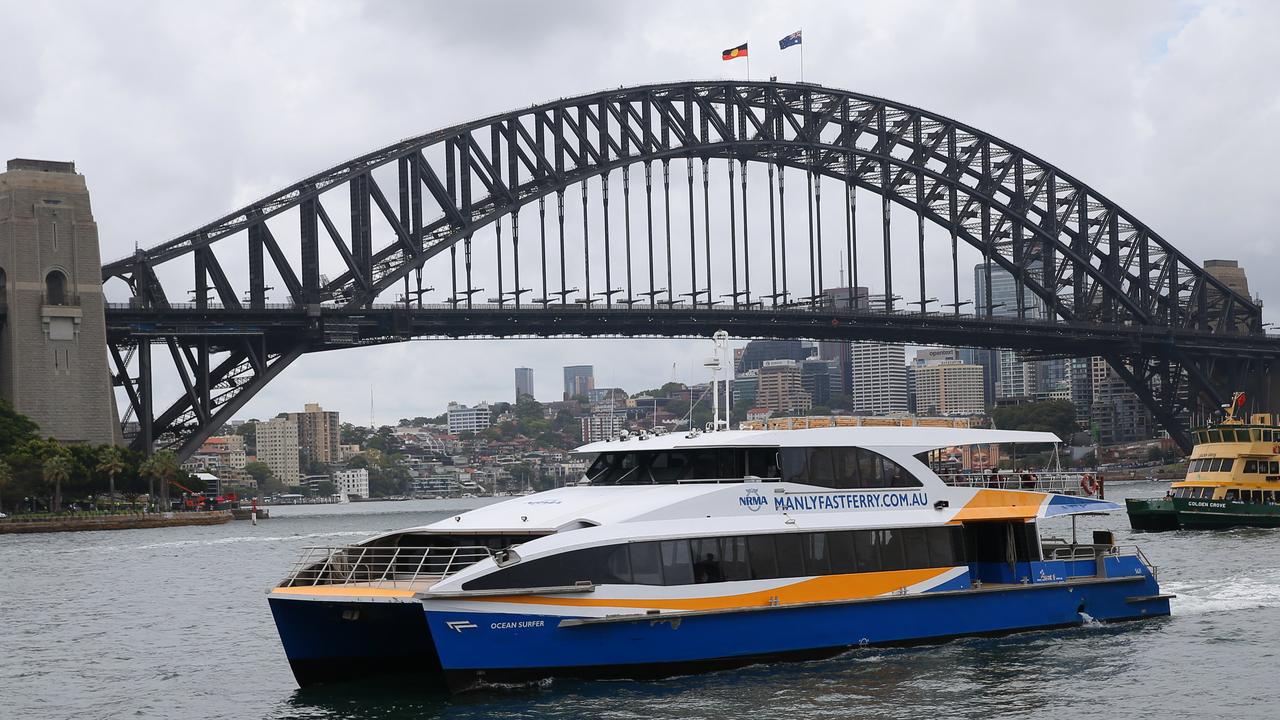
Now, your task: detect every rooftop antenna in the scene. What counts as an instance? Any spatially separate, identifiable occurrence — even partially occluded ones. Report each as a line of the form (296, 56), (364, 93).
(370, 385), (375, 429)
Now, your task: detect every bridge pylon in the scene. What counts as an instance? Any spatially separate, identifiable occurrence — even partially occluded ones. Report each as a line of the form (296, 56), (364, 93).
(0, 159), (119, 445)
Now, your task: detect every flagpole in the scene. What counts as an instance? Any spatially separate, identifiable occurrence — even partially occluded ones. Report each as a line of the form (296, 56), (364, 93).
(800, 27), (805, 82)
(747, 53), (751, 82)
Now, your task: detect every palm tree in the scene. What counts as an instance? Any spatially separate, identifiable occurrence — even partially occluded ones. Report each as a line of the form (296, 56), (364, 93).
(43, 455), (73, 513)
(0, 459), (12, 515)
(140, 451), (180, 510)
(95, 446), (126, 501)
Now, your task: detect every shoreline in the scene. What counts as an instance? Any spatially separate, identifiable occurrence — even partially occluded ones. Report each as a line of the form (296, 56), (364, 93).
(0, 510), (234, 534)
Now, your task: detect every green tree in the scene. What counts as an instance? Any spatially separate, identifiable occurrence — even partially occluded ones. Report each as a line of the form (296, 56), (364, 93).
(991, 400), (1077, 442)
(43, 454), (73, 513)
(95, 446), (127, 498)
(0, 400), (39, 454)
(140, 451), (181, 508)
(0, 459), (12, 514)
(314, 480), (336, 497)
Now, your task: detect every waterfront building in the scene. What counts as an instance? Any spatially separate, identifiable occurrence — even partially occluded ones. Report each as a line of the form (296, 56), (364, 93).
(447, 402), (492, 435)
(333, 468), (370, 499)
(257, 416), (300, 486)
(288, 403), (340, 466)
(563, 365), (595, 400)
(757, 360), (811, 416)
(515, 367), (534, 402)
(196, 434), (247, 470)
(849, 343), (907, 415)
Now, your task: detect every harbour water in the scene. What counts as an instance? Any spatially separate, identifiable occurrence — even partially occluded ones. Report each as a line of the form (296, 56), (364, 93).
(4, 482), (1278, 720)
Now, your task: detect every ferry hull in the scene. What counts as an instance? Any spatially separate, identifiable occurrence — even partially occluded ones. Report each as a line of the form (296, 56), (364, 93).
(268, 597), (443, 688)
(1126, 498), (1182, 532)
(425, 572), (1168, 692)
(1127, 497), (1280, 531)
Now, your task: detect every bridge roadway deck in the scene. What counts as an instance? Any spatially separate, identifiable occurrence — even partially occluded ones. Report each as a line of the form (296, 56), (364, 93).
(104, 303), (1280, 359)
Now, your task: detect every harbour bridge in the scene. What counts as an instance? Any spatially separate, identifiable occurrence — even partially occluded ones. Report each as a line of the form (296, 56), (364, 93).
(99, 80), (1280, 459)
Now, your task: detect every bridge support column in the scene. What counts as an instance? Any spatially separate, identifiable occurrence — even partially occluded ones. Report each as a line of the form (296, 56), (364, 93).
(0, 159), (119, 445)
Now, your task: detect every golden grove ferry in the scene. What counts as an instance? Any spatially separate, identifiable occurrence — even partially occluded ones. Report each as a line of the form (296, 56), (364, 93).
(267, 426), (1171, 692)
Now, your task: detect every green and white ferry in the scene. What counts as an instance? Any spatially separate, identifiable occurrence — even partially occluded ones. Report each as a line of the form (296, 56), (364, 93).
(1127, 393), (1280, 531)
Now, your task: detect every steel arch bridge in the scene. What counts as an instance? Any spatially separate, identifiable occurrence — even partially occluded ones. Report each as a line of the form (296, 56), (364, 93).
(101, 80), (1280, 459)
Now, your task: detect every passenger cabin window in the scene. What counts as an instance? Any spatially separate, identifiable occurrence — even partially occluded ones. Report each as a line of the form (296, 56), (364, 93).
(585, 446), (920, 488)
(461, 526), (968, 590)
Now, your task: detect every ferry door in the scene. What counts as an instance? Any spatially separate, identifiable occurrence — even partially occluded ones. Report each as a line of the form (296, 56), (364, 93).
(963, 521), (1039, 585)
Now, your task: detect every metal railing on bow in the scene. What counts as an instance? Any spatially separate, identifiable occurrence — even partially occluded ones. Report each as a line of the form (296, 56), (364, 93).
(279, 545), (494, 590)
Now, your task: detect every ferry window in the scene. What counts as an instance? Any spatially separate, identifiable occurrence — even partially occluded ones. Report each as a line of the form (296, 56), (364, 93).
(882, 456), (921, 488)
(586, 453), (618, 482)
(856, 450), (880, 488)
(1201, 487), (1215, 499)
(645, 451), (687, 484)
(803, 533), (831, 575)
(1208, 430), (1223, 443)
(1270, 461), (1279, 474)
(720, 536), (752, 581)
(747, 534), (780, 579)
(830, 448), (860, 487)
(779, 447), (808, 483)
(902, 527), (931, 569)
(660, 540), (695, 585)
(774, 533), (806, 577)
(874, 530), (907, 571)
(1251, 429), (1263, 441)
(691, 538), (723, 583)
(806, 448), (839, 486)
(1193, 431), (1206, 444)
(630, 542), (664, 585)
(1225, 489), (1239, 501)
(928, 527), (965, 567)
(745, 449), (781, 478)
(827, 531), (858, 574)
(852, 529), (880, 573)
(1245, 460), (1260, 473)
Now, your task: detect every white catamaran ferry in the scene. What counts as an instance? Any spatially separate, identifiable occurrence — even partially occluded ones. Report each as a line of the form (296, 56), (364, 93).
(268, 427), (1171, 691)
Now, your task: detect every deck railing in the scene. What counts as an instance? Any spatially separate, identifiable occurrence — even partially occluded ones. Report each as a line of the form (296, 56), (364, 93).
(279, 545), (494, 590)
(939, 471), (1093, 495)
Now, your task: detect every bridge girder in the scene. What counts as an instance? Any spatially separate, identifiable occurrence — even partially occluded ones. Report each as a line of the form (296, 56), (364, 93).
(99, 81), (1274, 457)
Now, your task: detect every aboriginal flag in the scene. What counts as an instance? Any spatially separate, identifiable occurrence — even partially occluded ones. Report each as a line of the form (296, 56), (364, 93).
(722, 43), (748, 61)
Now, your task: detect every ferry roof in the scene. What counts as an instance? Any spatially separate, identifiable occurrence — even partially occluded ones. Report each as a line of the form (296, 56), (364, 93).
(574, 427), (1061, 455)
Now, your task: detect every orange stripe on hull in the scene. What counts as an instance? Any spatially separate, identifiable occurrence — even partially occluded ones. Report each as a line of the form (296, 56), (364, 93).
(467, 568), (953, 611)
(951, 489), (1044, 521)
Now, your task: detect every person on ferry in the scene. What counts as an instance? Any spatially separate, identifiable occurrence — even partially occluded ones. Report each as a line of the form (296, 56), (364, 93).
(694, 553), (723, 583)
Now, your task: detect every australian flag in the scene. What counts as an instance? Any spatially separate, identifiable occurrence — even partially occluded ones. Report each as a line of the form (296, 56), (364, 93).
(779, 30), (802, 50)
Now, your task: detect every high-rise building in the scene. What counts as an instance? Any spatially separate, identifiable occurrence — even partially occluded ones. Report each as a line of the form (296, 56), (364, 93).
(914, 360), (986, 416)
(1091, 365), (1154, 445)
(736, 340), (811, 374)
(800, 359), (832, 408)
(581, 412), (627, 443)
(288, 402), (340, 467)
(732, 370), (759, 412)
(757, 360), (812, 415)
(515, 367), (534, 402)
(447, 402), (492, 434)
(256, 416), (300, 486)
(850, 343), (908, 415)
(974, 263), (1050, 403)
(563, 365), (595, 401)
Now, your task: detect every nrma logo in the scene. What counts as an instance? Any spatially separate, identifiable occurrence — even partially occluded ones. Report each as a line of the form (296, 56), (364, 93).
(739, 488), (769, 512)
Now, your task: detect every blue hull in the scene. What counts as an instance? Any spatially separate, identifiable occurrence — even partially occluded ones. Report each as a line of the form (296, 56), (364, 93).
(427, 568), (1168, 691)
(268, 598), (443, 687)
(270, 558), (1169, 692)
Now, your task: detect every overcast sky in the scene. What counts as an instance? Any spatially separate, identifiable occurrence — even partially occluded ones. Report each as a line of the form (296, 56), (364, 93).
(3, 0), (1278, 425)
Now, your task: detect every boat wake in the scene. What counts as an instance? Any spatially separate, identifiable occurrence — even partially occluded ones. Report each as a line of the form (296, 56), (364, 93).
(1165, 570), (1280, 615)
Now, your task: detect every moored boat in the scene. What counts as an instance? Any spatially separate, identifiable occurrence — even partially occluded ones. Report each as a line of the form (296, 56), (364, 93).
(1127, 392), (1280, 531)
(269, 426), (1170, 692)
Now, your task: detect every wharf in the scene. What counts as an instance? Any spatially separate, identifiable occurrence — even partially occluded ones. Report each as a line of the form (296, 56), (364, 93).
(0, 510), (233, 534)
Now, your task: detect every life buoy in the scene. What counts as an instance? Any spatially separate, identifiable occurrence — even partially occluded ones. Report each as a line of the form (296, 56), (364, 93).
(1080, 474), (1097, 496)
